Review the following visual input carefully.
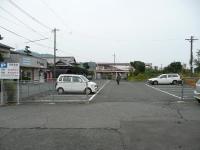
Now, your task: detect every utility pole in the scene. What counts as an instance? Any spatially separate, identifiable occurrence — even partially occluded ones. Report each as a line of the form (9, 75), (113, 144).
(113, 53), (116, 78)
(113, 53), (116, 65)
(185, 36), (198, 76)
(53, 28), (59, 78)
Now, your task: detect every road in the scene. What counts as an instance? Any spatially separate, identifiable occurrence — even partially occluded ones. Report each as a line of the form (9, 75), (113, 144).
(0, 80), (200, 150)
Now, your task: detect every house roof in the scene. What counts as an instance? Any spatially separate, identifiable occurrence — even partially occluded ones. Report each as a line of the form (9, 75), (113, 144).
(56, 60), (73, 67)
(10, 50), (47, 60)
(0, 43), (14, 50)
(43, 56), (77, 64)
(97, 63), (130, 66)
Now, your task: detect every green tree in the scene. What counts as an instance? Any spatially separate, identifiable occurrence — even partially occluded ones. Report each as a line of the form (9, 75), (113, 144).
(163, 62), (182, 73)
(24, 46), (32, 55)
(130, 61), (145, 75)
(194, 50), (200, 72)
(83, 62), (89, 70)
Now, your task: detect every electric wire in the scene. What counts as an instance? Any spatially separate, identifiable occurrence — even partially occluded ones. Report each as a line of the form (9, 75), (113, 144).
(0, 6), (47, 38)
(0, 25), (53, 49)
(7, 0), (52, 30)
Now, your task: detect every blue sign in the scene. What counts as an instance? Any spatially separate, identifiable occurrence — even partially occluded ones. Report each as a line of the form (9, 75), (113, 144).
(0, 63), (7, 68)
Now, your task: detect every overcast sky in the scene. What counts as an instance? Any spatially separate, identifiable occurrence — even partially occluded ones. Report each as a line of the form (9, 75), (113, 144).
(0, 0), (200, 67)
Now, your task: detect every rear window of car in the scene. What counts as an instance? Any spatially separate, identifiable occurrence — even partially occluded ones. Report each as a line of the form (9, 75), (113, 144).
(160, 75), (167, 78)
(168, 74), (178, 78)
(63, 76), (72, 82)
(72, 76), (82, 82)
(168, 75), (173, 78)
(172, 75), (178, 77)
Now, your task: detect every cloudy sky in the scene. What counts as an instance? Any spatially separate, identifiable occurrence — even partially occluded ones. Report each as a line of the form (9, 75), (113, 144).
(0, 0), (200, 67)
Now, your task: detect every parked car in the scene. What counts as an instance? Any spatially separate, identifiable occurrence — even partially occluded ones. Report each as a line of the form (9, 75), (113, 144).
(194, 79), (200, 103)
(147, 74), (182, 85)
(56, 74), (98, 94)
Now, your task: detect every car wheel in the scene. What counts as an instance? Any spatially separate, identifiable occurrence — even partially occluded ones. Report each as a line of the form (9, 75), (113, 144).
(57, 88), (64, 94)
(85, 88), (91, 95)
(153, 81), (158, 85)
(195, 98), (200, 103)
(172, 80), (177, 85)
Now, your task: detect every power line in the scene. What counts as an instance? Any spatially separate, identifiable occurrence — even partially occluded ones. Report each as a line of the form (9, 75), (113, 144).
(40, 0), (186, 44)
(39, 0), (108, 41)
(0, 25), (53, 49)
(0, 25), (30, 41)
(40, 0), (68, 28)
(0, 14), (20, 26)
(25, 38), (48, 44)
(7, 0), (52, 30)
(0, 6), (47, 38)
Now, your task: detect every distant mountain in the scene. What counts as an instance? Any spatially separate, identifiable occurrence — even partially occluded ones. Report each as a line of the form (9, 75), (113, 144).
(40, 54), (54, 57)
(16, 50), (53, 58)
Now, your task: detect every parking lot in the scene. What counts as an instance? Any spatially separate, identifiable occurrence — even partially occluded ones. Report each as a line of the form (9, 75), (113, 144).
(19, 80), (109, 103)
(145, 83), (195, 101)
(1, 80), (200, 150)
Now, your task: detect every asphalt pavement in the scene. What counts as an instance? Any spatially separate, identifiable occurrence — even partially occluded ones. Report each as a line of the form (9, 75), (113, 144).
(0, 80), (200, 150)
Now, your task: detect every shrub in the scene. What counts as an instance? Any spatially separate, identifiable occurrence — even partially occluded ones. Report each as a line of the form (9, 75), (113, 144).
(128, 73), (148, 81)
(135, 73), (147, 81)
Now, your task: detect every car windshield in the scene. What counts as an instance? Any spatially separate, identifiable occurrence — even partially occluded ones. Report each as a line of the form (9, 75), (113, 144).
(80, 75), (89, 82)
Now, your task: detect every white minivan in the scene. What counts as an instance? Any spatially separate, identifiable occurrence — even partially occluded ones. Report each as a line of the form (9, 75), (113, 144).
(147, 74), (182, 85)
(56, 74), (98, 94)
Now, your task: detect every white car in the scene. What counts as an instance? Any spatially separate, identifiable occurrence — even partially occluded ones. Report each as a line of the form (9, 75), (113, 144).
(147, 74), (181, 85)
(56, 74), (98, 94)
(194, 79), (200, 103)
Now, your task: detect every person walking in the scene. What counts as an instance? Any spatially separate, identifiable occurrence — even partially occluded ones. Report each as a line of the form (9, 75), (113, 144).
(116, 73), (121, 85)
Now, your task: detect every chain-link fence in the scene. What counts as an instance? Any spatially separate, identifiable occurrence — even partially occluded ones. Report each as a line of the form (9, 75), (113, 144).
(1, 77), (197, 105)
(19, 79), (56, 102)
(0, 79), (103, 104)
(0, 80), (19, 105)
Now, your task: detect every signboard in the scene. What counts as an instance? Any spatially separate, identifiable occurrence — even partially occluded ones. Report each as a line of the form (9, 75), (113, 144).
(0, 63), (20, 79)
(22, 57), (31, 66)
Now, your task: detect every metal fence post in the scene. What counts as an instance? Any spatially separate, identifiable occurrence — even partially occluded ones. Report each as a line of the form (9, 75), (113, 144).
(28, 82), (30, 97)
(39, 82), (41, 93)
(86, 81), (89, 97)
(1, 80), (4, 105)
(181, 80), (184, 100)
(52, 79), (55, 104)
(50, 79), (55, 104)
(17, 79), (20, 104)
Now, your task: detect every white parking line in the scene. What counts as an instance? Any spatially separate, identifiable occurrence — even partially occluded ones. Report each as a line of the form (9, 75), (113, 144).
(22, 100), (89, 103)
(52, 95), (88, 97)
(89, 80), (110, 102)
(145, 84), (182, 99)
